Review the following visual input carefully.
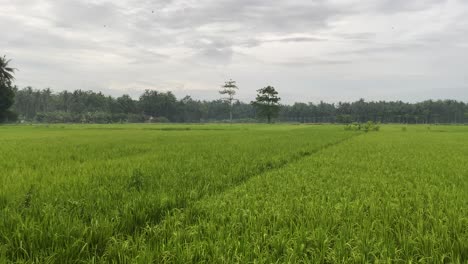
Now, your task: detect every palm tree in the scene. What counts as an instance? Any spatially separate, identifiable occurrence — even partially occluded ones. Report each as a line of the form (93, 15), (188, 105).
(0, 55), (16, 122)
(0, 55), (16, 87)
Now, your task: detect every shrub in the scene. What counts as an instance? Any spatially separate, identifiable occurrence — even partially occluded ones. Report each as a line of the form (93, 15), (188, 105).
(152, 116), (170, 123)
(0, 110), (18, 123)
(344, 122), (361, 131)
(345, 121), (380, 132)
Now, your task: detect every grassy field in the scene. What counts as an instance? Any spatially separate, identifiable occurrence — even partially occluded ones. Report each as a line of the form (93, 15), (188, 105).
(0, 124), (467, 263)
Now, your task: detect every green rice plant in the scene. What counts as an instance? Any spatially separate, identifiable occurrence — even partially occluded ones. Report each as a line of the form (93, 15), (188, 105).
(345, 121), (380, 132)
(128, 169), (145, 192)
(135, 126), (468, 263)
(0, 124), (355, 263)
(1, 124), (466, 263)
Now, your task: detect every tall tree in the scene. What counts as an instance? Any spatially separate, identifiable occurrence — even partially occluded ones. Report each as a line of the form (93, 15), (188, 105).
(139, 90), (177, 121)
(0, 55), (16, 122)
(219, 79), (238, 123)
(252, 86), (281, 123)
(116, 94), (137, 114)
(8, 85), (468, 124)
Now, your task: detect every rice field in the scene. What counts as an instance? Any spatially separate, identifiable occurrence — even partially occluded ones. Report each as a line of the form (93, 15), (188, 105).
(0, 124), (467, 263)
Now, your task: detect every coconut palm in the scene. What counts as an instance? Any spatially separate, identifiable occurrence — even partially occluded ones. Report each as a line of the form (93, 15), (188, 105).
(0, 55), (16, 87)
(0, 55), (16, 122)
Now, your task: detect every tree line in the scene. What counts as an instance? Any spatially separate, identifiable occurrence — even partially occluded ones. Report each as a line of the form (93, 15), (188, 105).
(8, 86), (468, 124)
(281, 99), (468, 124)
(10, 87), (254, 123)
(1, 55), (468, 124)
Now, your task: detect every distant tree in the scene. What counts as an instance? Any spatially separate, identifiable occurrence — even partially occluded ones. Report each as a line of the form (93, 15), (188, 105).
(252, 86), (281, 123)
(219, 79), (238, 123)
(177, 96), (204, 122)
(139, 90), (177, 121)
(116, 94), (137, 114)
(0, 55), (16, 122)
(8, 83), (468, 124)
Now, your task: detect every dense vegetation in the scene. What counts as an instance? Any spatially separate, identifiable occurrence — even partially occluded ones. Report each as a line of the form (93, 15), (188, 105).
(252, 86), (281, 123)
(0, 124), (467, 263)
(149, 125), (468, 263)
(0, 124), (352, 262)
(8, 87), (468, 124)
(0, 56), (16, 122)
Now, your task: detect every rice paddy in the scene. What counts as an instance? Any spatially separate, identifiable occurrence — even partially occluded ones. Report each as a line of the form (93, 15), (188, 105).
(0, 124), (467, 263)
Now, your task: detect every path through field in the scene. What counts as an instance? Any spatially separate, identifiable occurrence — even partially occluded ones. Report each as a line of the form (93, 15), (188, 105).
(0, 124), (467, 263)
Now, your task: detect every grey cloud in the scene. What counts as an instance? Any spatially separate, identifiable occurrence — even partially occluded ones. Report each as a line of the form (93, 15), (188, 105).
(49, 0), (121, 29)
(190, 38), (235, 64)
(6, 0), (346, 64)
(337, 33), (376, 41)
(2, 0), (468, 102)
(195, 46), (234, 64)
(331, 43), (425, 56)
(128, 50), (170, 65)
(143, 0), (336, 31)
(128, 0), (342, 42)
(376, 0), (447, 13)
(233, 36), (326, 49)
(269, 37), (327, 43)
(278, 58), (353, 67)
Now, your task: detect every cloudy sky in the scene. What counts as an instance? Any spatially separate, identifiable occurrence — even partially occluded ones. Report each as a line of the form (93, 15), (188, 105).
(1, 0), (468, 103)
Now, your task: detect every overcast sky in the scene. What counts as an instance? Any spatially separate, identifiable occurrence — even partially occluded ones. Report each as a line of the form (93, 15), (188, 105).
(1, 0), (468, 104)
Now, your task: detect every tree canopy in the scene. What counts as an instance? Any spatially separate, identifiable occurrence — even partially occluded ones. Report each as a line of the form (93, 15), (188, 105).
(0, 55), (16, 122)
(252, 86), (281, 123)
(219, 79), (238, 123)
(8, 86), (468, 124)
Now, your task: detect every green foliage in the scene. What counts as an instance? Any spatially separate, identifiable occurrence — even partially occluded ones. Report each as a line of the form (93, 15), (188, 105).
(0, 124), (467, 263)
(11, 87), (256, 123)
(0, 56), (16, 122)
(116, 94), (137, 114)
(219, 79), (238, 98)
(336, 114), (353, 123)
(0, 55), (15, 89)
(219, 79), (239, 123)
(33, 111), (145, 124)
(147, 126), (468, 263)
(139, 90), (177, 121)
(344, 122), (361, 131)
(150, 116), (170, 123)
(363, 121), (380, 132)
(280, 99), (468, 124)
(9, 86), (468, 124)
(0, 109), (18, 123)
(0, 86), (15, 122)
(0, 124), (351, 262)
(345, 121), (380, 132)
(128, 169), (145, 192)
(252, 86), (281, 123)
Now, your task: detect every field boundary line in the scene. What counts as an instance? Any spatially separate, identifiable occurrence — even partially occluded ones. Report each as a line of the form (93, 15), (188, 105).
(158, 132), (363, 224)
(222, 132), (363, 189)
